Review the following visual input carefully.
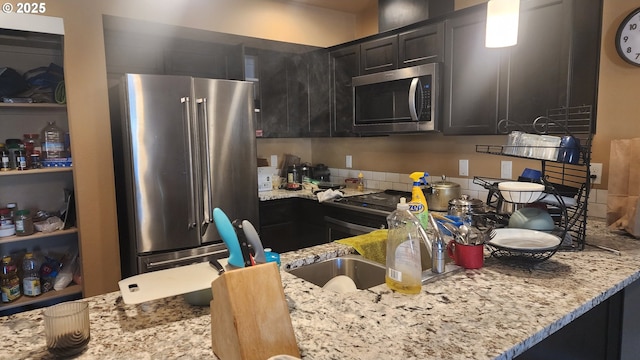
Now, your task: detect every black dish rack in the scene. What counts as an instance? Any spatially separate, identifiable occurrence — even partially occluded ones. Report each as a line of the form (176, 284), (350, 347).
(475, 105), (594, 261)
(474, 177), (571, 262)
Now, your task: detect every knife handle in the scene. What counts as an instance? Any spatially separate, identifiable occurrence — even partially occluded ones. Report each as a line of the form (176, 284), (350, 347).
(232, 219), (253, 267)
(209, 259), (225, 275)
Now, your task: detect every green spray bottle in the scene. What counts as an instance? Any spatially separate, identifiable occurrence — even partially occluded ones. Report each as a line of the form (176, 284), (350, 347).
(408, 172), (429, 230)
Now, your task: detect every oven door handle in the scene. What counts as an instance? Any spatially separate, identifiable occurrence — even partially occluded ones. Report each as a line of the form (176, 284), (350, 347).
(408, 77), (421, 121)
(325, 216), (382, 235)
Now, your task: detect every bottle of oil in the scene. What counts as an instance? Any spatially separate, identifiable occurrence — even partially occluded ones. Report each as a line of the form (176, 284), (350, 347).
(22, 252), (41, 297)
(1, 256), (21, 303)
(385, 197), (422, 294)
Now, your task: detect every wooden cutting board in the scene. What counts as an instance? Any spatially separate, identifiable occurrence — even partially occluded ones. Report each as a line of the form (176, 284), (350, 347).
(118, 259), (229, 304)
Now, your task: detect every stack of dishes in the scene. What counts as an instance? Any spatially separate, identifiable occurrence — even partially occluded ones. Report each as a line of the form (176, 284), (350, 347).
(486, 228), (562, 262)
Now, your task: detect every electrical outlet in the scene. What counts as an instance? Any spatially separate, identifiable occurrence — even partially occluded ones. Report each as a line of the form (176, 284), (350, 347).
(270, 155), (278, 168)
(501, 160), (512, 179)
(346, 155), (352, 168)
(590, 163), (603, 184)
(459, 159), (469, 176)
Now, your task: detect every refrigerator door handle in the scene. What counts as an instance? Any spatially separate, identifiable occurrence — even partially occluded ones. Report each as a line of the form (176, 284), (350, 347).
(181, 96), (198, 230)
(197, 97), (214, 228)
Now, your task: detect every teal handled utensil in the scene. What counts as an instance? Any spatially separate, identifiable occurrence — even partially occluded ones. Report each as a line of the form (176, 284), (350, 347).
(212, 208), (245, 268)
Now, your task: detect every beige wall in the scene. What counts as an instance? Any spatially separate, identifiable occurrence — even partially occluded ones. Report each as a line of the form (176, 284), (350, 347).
(8, 0), (639, 295)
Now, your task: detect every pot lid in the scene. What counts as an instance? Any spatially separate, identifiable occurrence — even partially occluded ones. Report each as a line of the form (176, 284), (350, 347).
(449, 194), (483, 206)
(430, 175), (460, 188)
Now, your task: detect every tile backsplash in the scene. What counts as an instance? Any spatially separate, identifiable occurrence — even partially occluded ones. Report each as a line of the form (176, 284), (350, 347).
(329, 168), (607, 220)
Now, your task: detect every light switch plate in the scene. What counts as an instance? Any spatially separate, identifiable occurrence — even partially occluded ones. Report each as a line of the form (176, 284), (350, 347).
(346, 155), (352, 168)
(459, 159), (469, 176)
(501, 161), (512, 179)
(270, 155), (278, 168)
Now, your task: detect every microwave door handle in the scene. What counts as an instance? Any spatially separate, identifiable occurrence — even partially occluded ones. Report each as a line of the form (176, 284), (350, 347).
(408, 77), (420, 121)
(181, 97), (197, 230)
(197, 98), (214, 234)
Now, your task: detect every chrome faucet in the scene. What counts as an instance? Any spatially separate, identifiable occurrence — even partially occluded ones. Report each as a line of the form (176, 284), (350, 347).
(428, 214), (446, 274)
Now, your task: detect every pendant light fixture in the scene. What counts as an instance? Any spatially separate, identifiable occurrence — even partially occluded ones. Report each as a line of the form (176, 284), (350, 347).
(485, 0), (520, 48)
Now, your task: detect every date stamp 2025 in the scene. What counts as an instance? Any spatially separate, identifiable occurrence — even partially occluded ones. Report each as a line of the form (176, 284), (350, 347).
(2, 2), (47, 14)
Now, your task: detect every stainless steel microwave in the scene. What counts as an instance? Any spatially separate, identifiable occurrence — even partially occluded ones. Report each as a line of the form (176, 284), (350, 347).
(352, 63), (440, 134)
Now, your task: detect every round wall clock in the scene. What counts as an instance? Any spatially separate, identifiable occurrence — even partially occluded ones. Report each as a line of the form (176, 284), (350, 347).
(616, 7), (640, 66)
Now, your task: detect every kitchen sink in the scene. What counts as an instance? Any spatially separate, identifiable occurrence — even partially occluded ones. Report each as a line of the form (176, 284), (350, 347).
(287, 254), (463, 291)
(287, 255), (386, 290)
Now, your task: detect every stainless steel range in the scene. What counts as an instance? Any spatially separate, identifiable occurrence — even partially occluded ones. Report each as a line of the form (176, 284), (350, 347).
(323, 190), (411, 241)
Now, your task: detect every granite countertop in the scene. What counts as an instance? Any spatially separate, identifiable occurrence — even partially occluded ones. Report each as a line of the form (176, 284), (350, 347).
(258, 187), (380, 201)
(2, 220), (640, 359)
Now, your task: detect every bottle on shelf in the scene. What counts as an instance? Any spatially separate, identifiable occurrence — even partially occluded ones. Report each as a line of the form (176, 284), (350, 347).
(6, 202), (17, 218)
(1, 256), (22, 303)
(14, 209), (34, 236)
(22, 252), (41, 297)
(41, 121), (65, 160)
(23, 133), (41, 169)
(0, 145), (10, 171)
(5, 138), (22, 170)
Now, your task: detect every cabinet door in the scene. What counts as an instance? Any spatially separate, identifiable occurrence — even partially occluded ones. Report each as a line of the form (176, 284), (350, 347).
(256, 49), (300, 137)
(304, 50), (331, 137)
(360, 35), (398, 74)
(330, 45), (360, 137)
(163, 39), (229, 79)
(296, 199), (328, 248)
(259, 199), (297, 252)
(442, 8), (503, 135)
(398, 22), (445, 67)
(503, 0), (571, 127)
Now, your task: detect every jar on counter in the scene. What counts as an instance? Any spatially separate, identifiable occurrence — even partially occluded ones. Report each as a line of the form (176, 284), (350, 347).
(14, 209), (34, 236)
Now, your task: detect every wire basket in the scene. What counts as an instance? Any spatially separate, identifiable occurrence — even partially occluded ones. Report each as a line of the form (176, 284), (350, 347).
(485, 242), (559, 263)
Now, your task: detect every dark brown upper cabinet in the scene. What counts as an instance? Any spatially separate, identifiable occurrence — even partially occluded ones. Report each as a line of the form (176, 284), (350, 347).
(442, 0), (601, 135)
(360, 35), (398, 74)
(398, 22), (445, 67)
(442, 8), (503, 135)
(330, 45), (360, 137)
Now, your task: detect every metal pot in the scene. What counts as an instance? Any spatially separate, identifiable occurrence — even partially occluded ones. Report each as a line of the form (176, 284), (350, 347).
(425, 175), (461, 211)
(448, 195), (486, 218)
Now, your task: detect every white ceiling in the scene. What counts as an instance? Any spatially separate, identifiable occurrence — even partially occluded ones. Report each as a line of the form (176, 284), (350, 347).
(288, 0), (376, 14)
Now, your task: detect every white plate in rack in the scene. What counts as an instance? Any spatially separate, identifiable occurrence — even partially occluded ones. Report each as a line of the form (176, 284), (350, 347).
(488, 228), (561, 251)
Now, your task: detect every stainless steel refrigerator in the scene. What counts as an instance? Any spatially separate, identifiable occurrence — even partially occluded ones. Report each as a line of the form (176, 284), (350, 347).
(112, 74), (258, 277)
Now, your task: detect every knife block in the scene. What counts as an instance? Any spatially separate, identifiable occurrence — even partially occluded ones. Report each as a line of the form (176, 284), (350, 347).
(210, 262), (300, 360)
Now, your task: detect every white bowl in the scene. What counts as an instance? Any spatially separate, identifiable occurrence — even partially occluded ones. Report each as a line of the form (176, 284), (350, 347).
(498, 181), (545, 203)
(0, 225), (16, 237)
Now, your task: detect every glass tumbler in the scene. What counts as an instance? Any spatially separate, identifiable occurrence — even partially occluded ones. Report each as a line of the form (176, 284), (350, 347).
(43, 301), (90, 357)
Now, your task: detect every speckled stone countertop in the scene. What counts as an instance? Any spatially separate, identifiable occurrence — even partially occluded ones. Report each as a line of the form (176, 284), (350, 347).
(2, 220), (639, 360)
(258, 187), (380, 201)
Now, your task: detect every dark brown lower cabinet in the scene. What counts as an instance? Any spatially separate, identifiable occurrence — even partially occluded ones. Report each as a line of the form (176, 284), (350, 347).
(259, 198), (327, 253)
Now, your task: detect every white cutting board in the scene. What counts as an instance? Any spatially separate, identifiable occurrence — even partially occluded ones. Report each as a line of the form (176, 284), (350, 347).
(118, 258), (229, 304)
